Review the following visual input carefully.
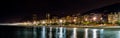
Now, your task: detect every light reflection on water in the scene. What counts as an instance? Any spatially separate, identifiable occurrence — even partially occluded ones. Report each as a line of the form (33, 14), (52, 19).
(49, 27), (52, 38)
(16, 26), (120, 38)
(92, 29), (98, 38)
(71, 28), (77, 38)
(84, 28), (88, 38)
(41, 26), (46, 38)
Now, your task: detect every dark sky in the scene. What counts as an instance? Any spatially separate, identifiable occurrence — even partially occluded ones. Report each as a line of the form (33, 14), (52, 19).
(0, 0), (120, 22)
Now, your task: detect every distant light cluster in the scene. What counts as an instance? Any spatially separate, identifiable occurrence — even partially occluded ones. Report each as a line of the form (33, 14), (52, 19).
(18, 12), (120, 26)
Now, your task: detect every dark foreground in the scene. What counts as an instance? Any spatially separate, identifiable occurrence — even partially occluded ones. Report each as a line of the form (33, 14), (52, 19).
(0, 25), (120, 38)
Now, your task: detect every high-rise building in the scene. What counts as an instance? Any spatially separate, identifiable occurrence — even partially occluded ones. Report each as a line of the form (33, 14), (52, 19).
(118, 12), (120, 22)
(108, 12), (118, 24)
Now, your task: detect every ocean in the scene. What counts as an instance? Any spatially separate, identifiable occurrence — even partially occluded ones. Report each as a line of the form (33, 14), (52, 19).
(0, 25), (120, 38)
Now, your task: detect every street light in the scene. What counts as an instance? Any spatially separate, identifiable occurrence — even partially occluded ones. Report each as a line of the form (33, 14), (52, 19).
(41, 21), (46, 25)
(73, 19), (77, 25)
(93, 16), (97, 21)
(85, 18), (88, 21)
(59, 19), (63, 26)
(100, 17), (103, 20)
(59, 19), (63, 23)
(73, 19), (76, 22)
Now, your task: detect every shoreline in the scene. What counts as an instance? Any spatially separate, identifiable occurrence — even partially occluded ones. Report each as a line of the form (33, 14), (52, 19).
(1, 25), (120, 29)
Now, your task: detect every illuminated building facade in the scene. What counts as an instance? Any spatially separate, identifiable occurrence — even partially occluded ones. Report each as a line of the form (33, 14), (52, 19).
(108, 12), (120, 24)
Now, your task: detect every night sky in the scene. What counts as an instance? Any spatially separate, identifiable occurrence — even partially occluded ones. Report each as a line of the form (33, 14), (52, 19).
(0, 0), (120, 22)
